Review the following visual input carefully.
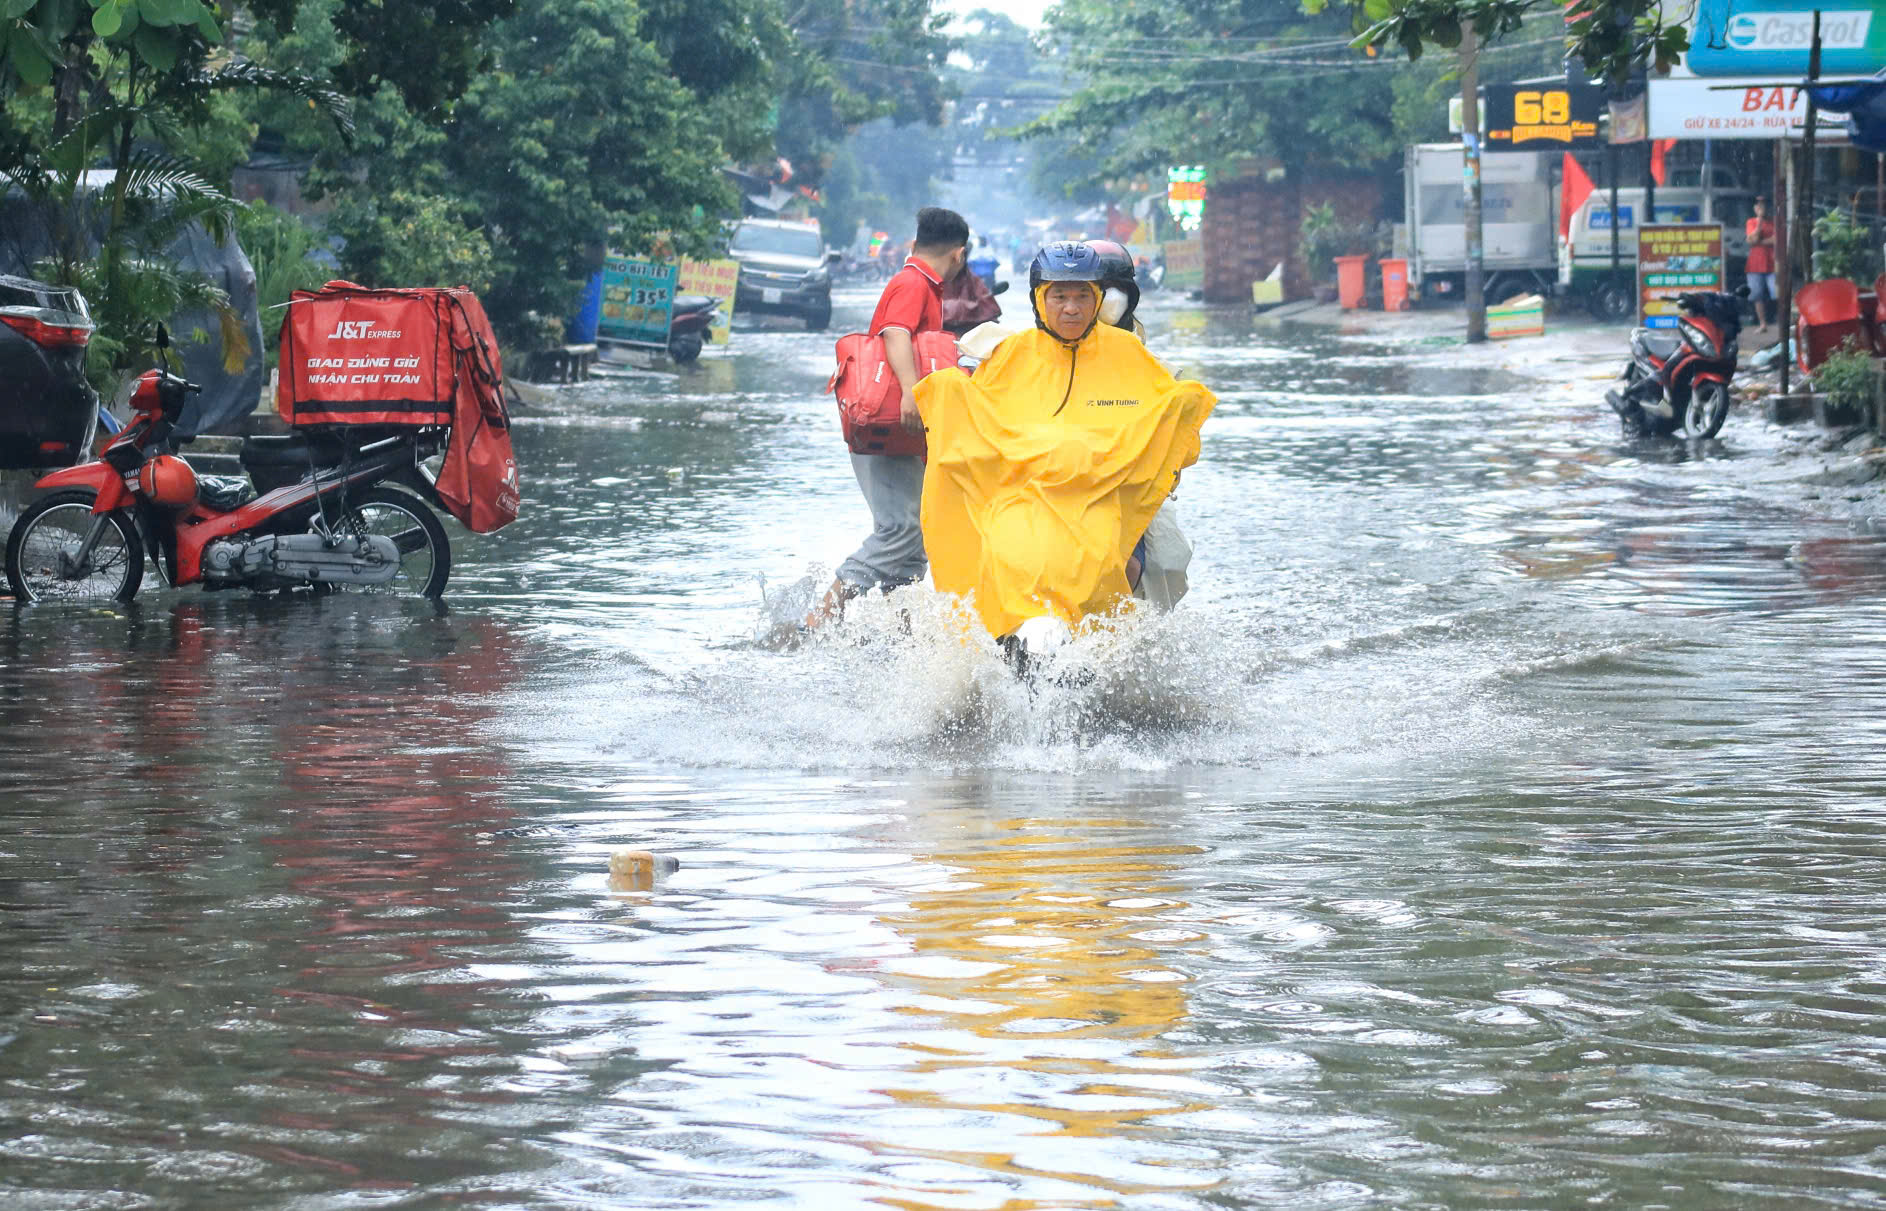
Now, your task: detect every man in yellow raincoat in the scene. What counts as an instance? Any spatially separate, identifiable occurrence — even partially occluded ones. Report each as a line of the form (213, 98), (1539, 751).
(915, 242), (1215, 643)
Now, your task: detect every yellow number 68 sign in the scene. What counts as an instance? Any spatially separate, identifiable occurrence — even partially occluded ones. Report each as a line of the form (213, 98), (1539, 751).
(1514, 90), (1572, 126)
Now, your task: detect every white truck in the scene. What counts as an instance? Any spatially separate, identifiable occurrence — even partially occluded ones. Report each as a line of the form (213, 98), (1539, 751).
(1559, 169), (1757, 318)
(1403, 143), (1559, 303)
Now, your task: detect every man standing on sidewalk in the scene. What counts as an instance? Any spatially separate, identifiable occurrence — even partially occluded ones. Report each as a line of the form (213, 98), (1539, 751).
(1745, 196), (1777, 331)
(809, 206), (969, 626)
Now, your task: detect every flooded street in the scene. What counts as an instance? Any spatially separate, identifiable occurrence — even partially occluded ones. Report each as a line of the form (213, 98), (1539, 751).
(6, 283), (1886, 1209)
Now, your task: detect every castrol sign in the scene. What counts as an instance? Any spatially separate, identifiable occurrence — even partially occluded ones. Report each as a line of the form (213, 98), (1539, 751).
(277, 284), (457, 427)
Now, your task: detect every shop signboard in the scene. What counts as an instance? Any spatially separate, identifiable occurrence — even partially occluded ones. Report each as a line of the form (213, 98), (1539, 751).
(1167, 166), (1207, 233)
(1638, 223), (1723, 329)
(1685, 0), (1883, 79)
(1647, 76), (1860, 139)
(598, 255), (676, 346)
(677, 258), (738, 346)
(1647, 0), (1882, 140)
(1162, 239), (1203, 291)
(1483, 83), (1604, 149)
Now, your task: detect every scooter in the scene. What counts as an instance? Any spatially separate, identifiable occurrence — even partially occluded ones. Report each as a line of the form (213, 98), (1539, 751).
(6, 333), (453, 603)
(1605, 289), (1744, 440)
(666, 295), (722, 364)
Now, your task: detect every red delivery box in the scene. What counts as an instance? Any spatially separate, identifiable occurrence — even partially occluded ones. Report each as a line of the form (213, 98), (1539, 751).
(276, 281), (520, 532)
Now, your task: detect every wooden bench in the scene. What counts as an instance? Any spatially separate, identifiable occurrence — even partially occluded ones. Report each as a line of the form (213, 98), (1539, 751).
(520, 344), (598, 384)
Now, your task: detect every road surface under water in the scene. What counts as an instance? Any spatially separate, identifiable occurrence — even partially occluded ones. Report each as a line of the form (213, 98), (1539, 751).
(4, 283), (1886, 1209)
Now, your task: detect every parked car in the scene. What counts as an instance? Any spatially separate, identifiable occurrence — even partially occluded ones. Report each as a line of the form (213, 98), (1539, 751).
(729, 219), (837, 331)
(0, 274), (98, 470)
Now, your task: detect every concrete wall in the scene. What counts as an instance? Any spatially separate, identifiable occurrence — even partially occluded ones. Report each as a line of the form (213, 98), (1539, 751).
(1201, 173), (1385, 304)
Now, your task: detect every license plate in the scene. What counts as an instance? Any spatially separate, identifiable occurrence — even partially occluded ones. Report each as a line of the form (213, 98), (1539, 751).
(762, 288), (782, 304)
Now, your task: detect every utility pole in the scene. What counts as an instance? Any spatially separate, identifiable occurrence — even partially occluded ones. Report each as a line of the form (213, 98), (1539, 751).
(1461, 20), (1485, 342)
(1780, 10), (1822, 397)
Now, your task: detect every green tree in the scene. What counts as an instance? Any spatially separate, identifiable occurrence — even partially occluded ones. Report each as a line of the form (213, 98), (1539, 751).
(1025, 0), (1409, 188)
(1, 0), (349, 384)
(1301, 0), (1689, 84)
(245, 0), (518, 116)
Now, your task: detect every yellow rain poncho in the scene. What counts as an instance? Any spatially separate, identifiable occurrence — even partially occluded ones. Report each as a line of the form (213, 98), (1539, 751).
(915, 289), (1215, 638)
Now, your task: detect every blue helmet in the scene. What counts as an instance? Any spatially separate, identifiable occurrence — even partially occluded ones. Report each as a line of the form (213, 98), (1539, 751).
(1028, 241), (1104, 338)
(1028, 241), (1104, 292)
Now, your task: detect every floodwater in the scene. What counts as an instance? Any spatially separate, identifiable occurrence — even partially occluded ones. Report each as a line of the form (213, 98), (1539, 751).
(5, 282), (1886, 1210)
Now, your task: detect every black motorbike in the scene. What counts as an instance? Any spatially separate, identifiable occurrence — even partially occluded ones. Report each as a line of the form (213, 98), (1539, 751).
(667, 295), (723, 364)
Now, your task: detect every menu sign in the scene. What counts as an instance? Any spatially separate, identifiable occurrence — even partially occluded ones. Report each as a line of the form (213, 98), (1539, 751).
(1638, 224), (1724, 329)
(599, 256), (678, 346)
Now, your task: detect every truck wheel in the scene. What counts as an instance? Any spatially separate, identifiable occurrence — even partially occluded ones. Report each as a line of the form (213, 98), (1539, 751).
(1588, 280), (1635, 322)
(805, 302), (832, 332)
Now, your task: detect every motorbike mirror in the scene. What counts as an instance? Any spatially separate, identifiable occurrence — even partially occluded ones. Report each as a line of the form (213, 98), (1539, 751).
(154, 323), (170, 350)
(825, 250), (842, 265)
(1734, 285), (1751, 298)
(992, 281), (1010, 296)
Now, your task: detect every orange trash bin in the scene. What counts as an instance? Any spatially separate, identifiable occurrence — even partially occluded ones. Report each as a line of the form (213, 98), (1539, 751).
(1379, 258), (1410, 311)
(1333, 255), (1368, 309)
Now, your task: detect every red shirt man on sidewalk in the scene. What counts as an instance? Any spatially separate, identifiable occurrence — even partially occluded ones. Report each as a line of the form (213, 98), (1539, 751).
(1745, 196), (1777, 329)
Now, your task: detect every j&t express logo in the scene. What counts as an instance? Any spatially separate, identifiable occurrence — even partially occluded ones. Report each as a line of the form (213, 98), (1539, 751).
(1724, 11), (1872, 51)
(326, 319), (402, 339)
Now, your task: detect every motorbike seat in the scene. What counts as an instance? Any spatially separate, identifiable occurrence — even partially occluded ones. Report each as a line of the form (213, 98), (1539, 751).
(239, 432), (347, 469)
(196, 474), (253, 511)
(671, 294), (715, 314)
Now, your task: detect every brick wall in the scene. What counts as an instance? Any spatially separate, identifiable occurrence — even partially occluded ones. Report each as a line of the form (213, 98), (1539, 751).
(1200, 174), (1385, 303)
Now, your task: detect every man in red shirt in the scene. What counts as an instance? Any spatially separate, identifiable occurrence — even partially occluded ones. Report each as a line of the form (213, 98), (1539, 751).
(810, 207), (968, 626)
(1745, 196), (1777, 329)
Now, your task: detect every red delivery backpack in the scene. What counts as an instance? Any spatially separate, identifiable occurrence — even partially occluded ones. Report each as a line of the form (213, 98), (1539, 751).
(277, 282), (519, 532)
(826, 329), (961, 457)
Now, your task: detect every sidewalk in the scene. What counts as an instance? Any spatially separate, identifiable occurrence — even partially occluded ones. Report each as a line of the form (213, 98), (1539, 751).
(1258, 298), (1886, 523)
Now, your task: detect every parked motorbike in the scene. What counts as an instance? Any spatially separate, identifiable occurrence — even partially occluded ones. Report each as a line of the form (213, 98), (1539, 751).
(0, 273), (99, 469)
(6, 331), (452, 603)
(666, 294), (722, 364)
(1605, 289), (1745, 440)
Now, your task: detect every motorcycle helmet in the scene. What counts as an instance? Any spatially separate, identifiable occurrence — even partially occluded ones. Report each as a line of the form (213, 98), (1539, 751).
(1027, 241), (1105, 342)
(1085, 239), (1141, 330)
(137, 453), (197, 507)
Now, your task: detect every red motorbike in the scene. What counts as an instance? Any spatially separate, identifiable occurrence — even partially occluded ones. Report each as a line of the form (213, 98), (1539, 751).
(1605, 290), (1744, 440)
(6, 340), (452, 603)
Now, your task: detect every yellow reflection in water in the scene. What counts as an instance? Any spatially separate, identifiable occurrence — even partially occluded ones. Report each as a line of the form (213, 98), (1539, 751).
(865, 808), (1219, 1207)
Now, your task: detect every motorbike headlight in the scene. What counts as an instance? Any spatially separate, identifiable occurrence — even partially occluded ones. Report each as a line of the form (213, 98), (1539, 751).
(1678, 320), (1718, 358)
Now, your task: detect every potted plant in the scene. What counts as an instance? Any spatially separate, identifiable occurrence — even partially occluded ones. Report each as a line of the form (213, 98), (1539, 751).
(1300, 204), (1385, 305)
(1810, 338), (1879, 428)
(1811, 207), (1882, 285)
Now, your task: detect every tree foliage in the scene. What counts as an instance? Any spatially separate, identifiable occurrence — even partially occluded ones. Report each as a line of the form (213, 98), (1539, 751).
(1300, 0), (1690, 84)
(4, 0), (958, 356)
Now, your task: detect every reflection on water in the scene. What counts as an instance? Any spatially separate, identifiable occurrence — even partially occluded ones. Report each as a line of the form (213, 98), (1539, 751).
(6, 289), (1886, 1208)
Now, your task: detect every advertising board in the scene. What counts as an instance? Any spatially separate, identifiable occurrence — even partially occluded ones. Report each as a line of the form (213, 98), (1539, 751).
(1162, 239), (1203, 291)
(599, 256), (677, 347)
(1685, 0), (1882, 78)
(677, 258), (738, 346)
(1647, 0), (1882, 140)
(1638, 224), (1724, 329)
(1483, 83), (1604, 149)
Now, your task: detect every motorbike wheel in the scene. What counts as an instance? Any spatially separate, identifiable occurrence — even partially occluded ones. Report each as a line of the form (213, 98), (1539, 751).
(668, 331), (704, 364)
(338, 486), (451, 597)
(1683, 380), (1731, 440)
(5, 490), (143, 603)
